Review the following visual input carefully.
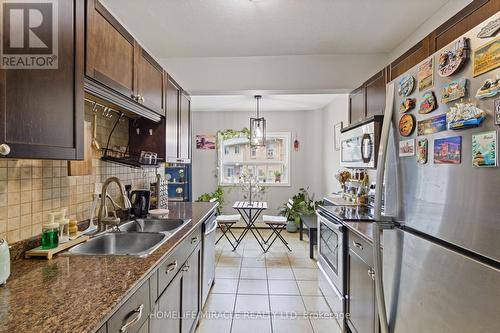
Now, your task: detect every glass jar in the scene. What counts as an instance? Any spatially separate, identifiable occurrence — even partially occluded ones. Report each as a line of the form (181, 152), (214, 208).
(59, 219), (70, 243)
(41, 223), (59, 249)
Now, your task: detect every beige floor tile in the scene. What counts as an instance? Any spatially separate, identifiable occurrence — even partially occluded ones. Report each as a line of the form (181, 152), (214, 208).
(292, 268), (318, 281)
(195, 317), (232, 333)
(243, 249), (266, 258)
(265, 257), (290, 268)
(238, 279), (268, 295)
(240, 267), (267, 280)
(216, 267), (240, 279)
(231, 316), (272, 333)
(204, 294), (236, 314)
(219, 250), (244, 258)
(297, 280), (322, 296)
(267, 267), (294, 280)
(268, 280), (300, 295)
(302, 296), (332, 315)
(234, 294), (270, 314)
(310, 317), (343, 333)
(288, 250), (315, 259)
(289, 258), (318, 268)
(272, 316), (314, 333)
(241, 257), (266, 268)
(211, 279), (239, 294)
(217, 256), (242, 267)
(269, 295), (306, 314)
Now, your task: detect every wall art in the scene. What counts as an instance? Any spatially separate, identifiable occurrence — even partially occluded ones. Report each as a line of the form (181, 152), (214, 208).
(398, 75), (415, 96)
(417, 113), (447, 136)
(447, 102), (486, 130)
(441, 78), (467, 103)
(477, 17), (500, 39)
(472, 37), (500, 77)
(476, 76), (499, 99)
(418, 58), (434, 90)
(416, 139), (428, 164)
(437, 37), (468, 77)
(334, 122), (342, 151)
(399, 114), (415, 137)
(196, 134), (216, 150)
(419, 91), (437, 114)
(472, 131), (497, 167)
(399, 139), (415, 157)
(495, 98), (500, 125)
(434, 136), (462, 165)
(399, 98), (416, 113)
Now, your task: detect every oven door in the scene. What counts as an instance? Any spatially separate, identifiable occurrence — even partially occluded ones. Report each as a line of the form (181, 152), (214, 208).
(317, 213), (345, 293)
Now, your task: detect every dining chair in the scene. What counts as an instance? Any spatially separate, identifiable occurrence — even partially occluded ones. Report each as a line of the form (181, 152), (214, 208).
(262, 199), (293, 252)
(209, 198), (239, 250)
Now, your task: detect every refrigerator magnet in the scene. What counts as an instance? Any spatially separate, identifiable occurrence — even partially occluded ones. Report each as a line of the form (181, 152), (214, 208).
(441, 78), (467, 104)
(399, 98), (416, 113)
(472, 37), (500, 77)
(398, 75), (415, 97)
(419, 91), (437, 114)
(399, 139), (415, 157)
(434, 136), (462, 164)
(472, 131), (497, 167)
(417, 139), (428, 164)
(399, 114), (416, 137)
(476, 76), (500, 99)
(418, 57), (434, 91)
(438, 37), (468, 77)
(477, 17), (500, 39)
(417, 113), (447, 136)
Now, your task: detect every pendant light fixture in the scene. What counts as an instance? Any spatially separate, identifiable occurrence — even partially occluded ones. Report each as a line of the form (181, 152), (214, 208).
(250, 95), (266, 146)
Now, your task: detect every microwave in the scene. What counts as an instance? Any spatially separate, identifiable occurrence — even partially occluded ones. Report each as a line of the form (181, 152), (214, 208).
(340, 116), (383, 169)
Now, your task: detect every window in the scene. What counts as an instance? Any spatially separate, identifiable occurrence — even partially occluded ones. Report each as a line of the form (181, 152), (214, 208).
(218, 132), (291, 186)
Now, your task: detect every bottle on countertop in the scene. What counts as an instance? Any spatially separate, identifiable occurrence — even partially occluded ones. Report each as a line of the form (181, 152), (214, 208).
(0, 238), (10, 285)
(41, 217), (59, 250)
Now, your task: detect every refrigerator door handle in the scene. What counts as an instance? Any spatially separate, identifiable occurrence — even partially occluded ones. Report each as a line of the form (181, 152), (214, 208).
(373, 81), (395, 333)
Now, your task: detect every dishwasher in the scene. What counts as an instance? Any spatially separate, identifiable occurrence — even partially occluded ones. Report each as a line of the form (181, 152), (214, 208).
(202, 212), (217, 307)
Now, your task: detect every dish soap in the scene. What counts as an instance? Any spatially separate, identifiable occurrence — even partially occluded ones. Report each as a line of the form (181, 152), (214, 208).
(41, 215), (59, 250)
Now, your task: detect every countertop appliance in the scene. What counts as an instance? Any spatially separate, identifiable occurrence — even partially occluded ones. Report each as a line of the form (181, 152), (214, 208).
(317, 208), (347, 332)
(130, 190), (151, 218)
(0, 238), (10, 285)
(373, 13), (500, 333)
(340, 115), (383, 168)
(202, 212), (217, 306)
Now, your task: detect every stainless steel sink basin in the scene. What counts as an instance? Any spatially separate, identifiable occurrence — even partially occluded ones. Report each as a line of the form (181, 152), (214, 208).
(119, 218), (187, 233)
(67, 232), (167, 257)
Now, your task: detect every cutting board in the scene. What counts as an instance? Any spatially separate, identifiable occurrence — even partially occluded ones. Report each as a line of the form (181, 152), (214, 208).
(68, 121), (92, 176)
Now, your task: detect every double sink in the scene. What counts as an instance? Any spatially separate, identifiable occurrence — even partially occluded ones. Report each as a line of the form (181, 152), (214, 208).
(68, 218), (189, 257)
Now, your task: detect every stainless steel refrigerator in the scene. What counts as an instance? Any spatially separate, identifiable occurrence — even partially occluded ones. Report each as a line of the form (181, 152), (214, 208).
(373, 13), (500, 333)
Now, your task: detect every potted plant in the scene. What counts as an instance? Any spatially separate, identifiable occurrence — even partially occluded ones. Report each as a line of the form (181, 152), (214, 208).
(195, 186), (224, 214)
(280, 187), (321, 233)
(274, 170), (282, 183)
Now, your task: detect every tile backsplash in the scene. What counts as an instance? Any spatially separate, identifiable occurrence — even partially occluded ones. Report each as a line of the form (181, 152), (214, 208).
(0, 102), (162, 244)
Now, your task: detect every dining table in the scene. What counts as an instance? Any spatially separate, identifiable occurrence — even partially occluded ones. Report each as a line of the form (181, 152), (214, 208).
(232, 201), (268, 251)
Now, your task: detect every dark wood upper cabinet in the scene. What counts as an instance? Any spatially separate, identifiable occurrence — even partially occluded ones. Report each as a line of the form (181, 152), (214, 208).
(389, 36), (431, 81)
(428, 0), (500, 52)
(86, 0), (135, 98)
(365, 69), (387, 118)
(0, 0), (84, 160)
(179, 92), (191, 161)
(136, 47), (164, 115)
(165, 76), (180, 160)
(349, 86), (366, 125)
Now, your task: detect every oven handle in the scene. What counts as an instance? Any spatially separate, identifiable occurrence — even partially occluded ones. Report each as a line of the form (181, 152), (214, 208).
(316, 211), (344, 232)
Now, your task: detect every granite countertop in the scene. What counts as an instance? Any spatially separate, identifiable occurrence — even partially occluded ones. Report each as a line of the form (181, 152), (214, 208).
(0, 202), (217, 333)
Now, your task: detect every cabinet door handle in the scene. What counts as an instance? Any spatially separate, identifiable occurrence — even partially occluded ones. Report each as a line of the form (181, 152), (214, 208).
(181, 265), (190, 272)
(165, 260), (178, 274)
(0, 144), (11, 156)
(119, 304), (144, 332)
(368, 268), (375, 280)
(191, 236), (198, 244)
(352, 241), (364, 250)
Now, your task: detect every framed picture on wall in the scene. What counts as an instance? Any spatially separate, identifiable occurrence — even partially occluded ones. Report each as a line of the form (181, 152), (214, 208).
(334, 122), (343, 151)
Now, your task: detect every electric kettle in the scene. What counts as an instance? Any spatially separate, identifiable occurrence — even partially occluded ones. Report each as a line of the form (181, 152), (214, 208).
(130, 190), (151, 218)
(0, 238), (10, 285)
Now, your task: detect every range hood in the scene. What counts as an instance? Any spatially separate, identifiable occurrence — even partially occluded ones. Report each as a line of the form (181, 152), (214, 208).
(84, 77), (162, 123)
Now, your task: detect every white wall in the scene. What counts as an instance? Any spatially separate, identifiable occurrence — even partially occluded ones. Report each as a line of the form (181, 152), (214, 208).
(192, 110), (323, 215)
(321, 95), (349, 195)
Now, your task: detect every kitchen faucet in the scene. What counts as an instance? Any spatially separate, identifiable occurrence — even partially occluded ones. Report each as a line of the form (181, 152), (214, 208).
(97, 177), (132, 232)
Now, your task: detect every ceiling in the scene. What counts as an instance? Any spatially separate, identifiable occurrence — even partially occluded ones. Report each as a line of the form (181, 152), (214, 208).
(102, 0), (449, 58)
(191, 94), (339, 112)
